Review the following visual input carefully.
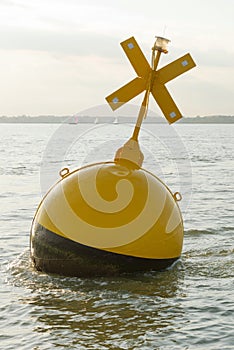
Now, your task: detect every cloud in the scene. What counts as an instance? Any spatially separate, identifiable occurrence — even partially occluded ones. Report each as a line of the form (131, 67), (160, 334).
(0, 0), (233, 116)
(192, 48), (234, 68)
(0, 26), (120, 58)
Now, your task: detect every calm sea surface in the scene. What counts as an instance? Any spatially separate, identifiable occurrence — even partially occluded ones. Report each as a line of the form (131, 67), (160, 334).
(0, 123), (233, 350)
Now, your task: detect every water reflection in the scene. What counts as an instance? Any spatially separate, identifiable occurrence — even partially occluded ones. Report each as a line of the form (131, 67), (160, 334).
(11, 252), (187, 348)
(7, 228), (234, 349)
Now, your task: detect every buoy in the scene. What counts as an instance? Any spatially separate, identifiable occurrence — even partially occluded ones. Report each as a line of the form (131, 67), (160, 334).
(30, 36), (196, 276)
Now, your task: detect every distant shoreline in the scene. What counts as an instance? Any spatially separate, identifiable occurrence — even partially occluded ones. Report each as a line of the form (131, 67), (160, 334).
(0, 115), (233, 124)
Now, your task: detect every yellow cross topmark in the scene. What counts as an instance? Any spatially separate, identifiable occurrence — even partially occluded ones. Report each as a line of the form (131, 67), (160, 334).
(106, 37), (196, 124)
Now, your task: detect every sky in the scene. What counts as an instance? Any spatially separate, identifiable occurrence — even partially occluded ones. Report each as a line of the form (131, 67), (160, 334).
(0, 0), (233, 117)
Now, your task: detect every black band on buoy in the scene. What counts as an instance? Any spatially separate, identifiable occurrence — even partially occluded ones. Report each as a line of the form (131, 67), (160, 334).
(31, 222), (179, 277)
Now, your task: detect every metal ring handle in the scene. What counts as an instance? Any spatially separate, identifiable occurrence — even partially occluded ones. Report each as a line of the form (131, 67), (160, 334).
(59, 167), (70, 178)
(173, 191), (182, 202)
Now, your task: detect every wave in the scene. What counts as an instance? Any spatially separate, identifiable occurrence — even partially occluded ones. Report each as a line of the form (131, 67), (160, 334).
(184, 226), (234, 235)
(185, 228), (216, 235)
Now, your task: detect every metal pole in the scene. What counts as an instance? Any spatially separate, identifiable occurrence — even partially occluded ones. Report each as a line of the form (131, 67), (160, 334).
(131, 49), (161, 141)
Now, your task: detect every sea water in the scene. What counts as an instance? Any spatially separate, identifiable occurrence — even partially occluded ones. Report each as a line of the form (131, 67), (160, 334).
(0, 123), (233, 349)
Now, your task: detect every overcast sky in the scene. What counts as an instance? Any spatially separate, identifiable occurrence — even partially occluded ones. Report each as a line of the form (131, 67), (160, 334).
(0, 0), (233, 117)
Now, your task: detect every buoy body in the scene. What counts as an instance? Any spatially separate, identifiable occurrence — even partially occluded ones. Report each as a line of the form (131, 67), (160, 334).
(29, 35), (196, 277)
(30, 162), (183, 276)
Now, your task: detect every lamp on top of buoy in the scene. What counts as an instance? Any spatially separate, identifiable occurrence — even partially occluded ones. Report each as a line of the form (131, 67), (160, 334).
(30, 35), (196, 277)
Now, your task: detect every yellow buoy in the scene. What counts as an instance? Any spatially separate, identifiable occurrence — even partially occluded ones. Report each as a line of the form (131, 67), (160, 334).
(30, 35), (196, 276)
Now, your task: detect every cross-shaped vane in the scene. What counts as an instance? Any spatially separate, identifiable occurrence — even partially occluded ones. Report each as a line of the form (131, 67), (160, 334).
(106, 36), (196, 167)
(106, 36), (196, 124)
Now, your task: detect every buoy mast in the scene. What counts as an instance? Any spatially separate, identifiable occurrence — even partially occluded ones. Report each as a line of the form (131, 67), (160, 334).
(106, 35), (195, 169)
(114, 36), (170, 168)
